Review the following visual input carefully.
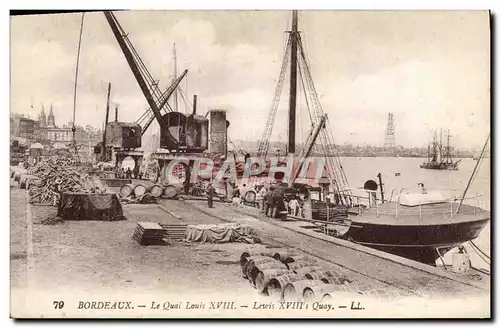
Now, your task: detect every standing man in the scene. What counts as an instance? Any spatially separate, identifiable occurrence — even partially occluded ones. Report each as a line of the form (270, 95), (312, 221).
(207, 183), (215, 208)
(259, 185), (268, 212)
(255, 185), (264, 211)
(272, 188), (284, 218)
(289, 197), (299, 217)
(266, 186), (275, 217)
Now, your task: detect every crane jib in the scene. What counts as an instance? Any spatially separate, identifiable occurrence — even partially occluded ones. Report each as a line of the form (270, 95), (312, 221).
(103, 11), (188, 147)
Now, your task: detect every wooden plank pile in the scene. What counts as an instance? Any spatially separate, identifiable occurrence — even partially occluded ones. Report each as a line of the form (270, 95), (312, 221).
(132, 222), (167, 245)
(160, 224), (188, 241)
(27, 154), (105, 206)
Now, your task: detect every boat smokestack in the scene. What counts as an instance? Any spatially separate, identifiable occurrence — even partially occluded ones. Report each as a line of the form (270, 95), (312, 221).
(102, 83), (111, 161)
(115, 106), (118, 122)
(193, 95), (197, 115)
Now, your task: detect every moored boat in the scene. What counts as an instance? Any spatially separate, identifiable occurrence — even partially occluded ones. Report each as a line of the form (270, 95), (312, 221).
(341, 191), (489, 265)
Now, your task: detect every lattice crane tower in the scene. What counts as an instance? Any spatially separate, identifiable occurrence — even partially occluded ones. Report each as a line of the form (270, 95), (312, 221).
(384, 112), (396, 149)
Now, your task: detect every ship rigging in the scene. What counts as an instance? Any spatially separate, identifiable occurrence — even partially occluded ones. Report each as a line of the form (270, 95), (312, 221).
(256, 11), (353, 207)
(420, 129), (461, 170)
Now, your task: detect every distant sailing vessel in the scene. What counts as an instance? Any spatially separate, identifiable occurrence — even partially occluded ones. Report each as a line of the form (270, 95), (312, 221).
(420, 129), (461, 170)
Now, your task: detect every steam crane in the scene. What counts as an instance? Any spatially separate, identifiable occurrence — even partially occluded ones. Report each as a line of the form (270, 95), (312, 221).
(104, 11), (188, 149)
(104, 11), (227, 187)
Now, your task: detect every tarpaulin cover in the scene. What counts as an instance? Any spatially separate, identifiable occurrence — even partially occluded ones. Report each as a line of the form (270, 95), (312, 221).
(398, 191), (447, 207)
(185, 223), (261, 244)
(58, 192), (126, 221)
(120, 193), (158, 205)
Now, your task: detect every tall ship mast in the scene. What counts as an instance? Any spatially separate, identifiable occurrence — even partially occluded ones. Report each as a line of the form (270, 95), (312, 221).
(252, 11), (489, 267)
(420, 129), (461, 170)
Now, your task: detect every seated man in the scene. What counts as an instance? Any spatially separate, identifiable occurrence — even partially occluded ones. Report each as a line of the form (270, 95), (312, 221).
(232, 185), (241, 207)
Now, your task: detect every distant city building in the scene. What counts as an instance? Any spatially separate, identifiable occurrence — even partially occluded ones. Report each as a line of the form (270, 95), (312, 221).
(11, 114), (37, 140)
(11, 104), (103, 162)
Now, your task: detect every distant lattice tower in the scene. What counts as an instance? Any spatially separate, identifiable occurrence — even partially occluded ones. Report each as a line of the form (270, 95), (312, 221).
(384, 112), (396, 149)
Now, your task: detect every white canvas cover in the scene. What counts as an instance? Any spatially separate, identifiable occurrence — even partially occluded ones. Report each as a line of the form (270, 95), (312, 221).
(398, 190), (448, 207)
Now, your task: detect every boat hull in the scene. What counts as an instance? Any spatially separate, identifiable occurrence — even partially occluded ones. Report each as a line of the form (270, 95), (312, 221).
(344, 218), (489, 265)
(420, 162), (459, 170)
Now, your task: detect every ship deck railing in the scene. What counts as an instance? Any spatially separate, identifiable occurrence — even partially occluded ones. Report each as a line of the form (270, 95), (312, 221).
(345, 188), (486, 219)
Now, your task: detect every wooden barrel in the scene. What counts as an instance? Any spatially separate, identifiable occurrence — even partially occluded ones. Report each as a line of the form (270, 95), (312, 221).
(305, 270), (333, 280)
(150, 184), (164, 198)
(302, 284), (351, 302)
(240, 252), (257, 270)
(241, 256), (275, 278)
(240, 250), (279, 269)
(273, 250), (300, 263)
(133, 183), (150, 197)
(245, 258), (282, 281)
(255, 269), (291, 294)
(283, 254), (311, 264)
(287, 260), (318, 271)
(321, 274), (351, 285)
(266, 274), (304, 300)
(119, 184), (134, 197)
(283, 280), (324, 301)
(244, 190), (256, 203)
(293, 265), (323, 276)
(163, 184), (179, 199)
(248, 261), (287, 286)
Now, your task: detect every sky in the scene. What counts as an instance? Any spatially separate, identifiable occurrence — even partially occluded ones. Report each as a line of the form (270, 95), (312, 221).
(10, 10), (490, 149)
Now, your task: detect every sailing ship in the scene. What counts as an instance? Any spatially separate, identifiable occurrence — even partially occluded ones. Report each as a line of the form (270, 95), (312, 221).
(420, 129), (461, 170)
(252, 11), (489, 266)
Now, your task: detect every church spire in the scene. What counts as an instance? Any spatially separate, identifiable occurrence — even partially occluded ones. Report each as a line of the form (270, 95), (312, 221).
(47, 103), (55, 127)
(39, 103), (47, 127)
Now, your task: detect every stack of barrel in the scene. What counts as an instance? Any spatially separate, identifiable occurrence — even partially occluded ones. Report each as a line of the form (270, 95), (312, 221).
(119, 181), (165, 199)
(240, 248), (358, 302)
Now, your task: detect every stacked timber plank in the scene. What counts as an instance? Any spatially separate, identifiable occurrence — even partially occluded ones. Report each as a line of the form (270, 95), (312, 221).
(160, 224), (188, 241)
(101, 178), (131, 188)
(240, 248), (401, 302)
(132, 222), (166, 245)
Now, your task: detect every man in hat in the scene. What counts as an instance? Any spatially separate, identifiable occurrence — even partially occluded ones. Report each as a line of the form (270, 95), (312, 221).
(265, 186), (275, 217)
(206, 183), (215, 208)
(232, 184), (241, 207)
(272, 186), (285, 218)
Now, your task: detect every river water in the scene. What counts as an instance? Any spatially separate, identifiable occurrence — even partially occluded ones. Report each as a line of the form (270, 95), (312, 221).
(340, 156), (490, 270)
